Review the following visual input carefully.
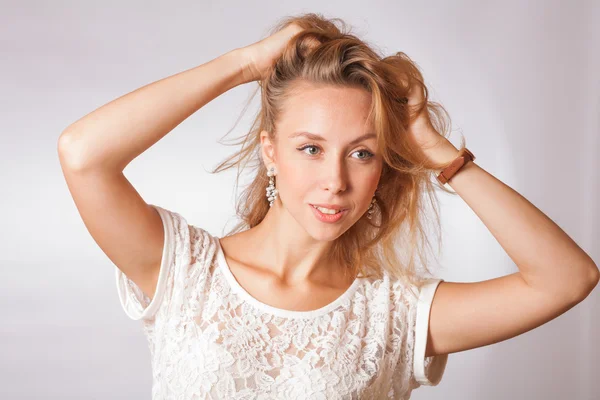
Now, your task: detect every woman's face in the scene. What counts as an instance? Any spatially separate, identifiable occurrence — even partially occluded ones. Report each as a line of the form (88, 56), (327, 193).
(261, 83), (383, 241)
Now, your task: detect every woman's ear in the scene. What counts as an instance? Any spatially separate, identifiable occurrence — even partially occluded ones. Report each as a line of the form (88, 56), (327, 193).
(260, 130), (277, 165)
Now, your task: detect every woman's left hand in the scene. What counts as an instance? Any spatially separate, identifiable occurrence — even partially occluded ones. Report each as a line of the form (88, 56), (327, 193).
(404, 80), (459, 166)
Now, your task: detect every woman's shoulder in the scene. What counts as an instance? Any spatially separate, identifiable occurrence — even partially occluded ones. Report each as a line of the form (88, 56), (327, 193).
(151, 204), (221, 266)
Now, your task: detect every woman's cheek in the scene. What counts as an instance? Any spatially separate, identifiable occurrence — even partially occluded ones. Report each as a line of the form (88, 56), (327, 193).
(279, 162), (311, 198)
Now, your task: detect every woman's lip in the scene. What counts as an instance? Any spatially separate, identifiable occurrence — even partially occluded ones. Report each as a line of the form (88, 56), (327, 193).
(310, 204), (348, 211)
(310, 204), (348, 223)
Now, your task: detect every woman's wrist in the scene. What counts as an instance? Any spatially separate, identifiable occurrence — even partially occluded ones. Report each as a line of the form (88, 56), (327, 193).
(211, 48), (251, 87)
(419, 137), (461, 173)
(227, 47), (259, 85)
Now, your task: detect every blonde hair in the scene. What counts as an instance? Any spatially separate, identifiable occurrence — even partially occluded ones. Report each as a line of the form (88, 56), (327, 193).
(211, 12), (466, 291)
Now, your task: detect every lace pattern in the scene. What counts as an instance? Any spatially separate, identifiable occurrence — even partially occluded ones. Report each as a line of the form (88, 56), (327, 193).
(114, 205), (448, 399)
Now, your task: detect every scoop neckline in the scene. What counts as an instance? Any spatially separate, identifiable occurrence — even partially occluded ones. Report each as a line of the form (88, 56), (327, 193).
(215, 237), (361, 319)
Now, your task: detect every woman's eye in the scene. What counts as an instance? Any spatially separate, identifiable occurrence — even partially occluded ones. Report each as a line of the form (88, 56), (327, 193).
(299, 145), (320, 156)
(352, 149), (374, 160)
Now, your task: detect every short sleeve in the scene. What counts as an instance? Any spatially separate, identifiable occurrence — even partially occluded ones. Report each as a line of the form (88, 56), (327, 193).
(411, 278), (448, 386)
(114, 204), (191, 321)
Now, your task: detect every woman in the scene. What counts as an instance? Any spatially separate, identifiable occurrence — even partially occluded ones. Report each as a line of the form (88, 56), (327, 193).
(57, 12), (598, 399)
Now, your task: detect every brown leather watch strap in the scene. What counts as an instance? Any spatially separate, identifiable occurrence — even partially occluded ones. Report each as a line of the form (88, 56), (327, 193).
(436, 147), (475, 185)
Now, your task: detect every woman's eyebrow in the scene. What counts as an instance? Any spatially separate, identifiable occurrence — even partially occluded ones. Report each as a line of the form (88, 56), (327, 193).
(289, 131), (377, 145)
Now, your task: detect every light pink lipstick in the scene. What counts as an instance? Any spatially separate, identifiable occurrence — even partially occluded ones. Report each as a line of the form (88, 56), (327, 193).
(310, 204), (348, 223)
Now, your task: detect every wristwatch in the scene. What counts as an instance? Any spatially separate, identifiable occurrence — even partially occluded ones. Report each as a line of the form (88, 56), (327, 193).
(436, 147), (475, 185)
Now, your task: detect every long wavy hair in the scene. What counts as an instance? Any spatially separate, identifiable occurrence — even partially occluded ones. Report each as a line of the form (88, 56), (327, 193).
(210, 12), (466, 292)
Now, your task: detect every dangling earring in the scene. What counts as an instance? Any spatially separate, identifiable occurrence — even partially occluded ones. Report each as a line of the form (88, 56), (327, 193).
(366, 196), (377, 219)
(266, 166), (278, 207)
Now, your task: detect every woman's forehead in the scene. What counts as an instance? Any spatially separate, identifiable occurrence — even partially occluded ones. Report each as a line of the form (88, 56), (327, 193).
(279, 86), (374, 137)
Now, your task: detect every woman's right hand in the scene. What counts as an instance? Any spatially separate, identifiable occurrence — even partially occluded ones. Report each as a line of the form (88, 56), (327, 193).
(237, 23), (305, 84)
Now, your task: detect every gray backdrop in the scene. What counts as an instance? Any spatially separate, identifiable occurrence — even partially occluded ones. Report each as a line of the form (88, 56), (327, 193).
(1, 0), (598, 399)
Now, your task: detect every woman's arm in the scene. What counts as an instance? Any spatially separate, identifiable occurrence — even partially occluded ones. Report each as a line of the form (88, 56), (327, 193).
(56, 49), (249, 300)
(58, 48), (247, 172)
(421, 138), (599, 357)
(432, 139), (598, 292)
(57, 24), (301, 302)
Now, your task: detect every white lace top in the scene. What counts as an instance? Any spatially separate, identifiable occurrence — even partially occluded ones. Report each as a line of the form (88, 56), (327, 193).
(115, 205), (448, 399)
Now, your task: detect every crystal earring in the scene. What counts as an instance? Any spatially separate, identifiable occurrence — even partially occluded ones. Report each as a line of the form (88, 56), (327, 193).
(266, 166), (278, 207)
(366, 196), (377, 219)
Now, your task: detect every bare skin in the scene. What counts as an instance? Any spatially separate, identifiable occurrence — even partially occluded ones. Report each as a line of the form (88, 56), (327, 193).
(219, 232), (357, 313)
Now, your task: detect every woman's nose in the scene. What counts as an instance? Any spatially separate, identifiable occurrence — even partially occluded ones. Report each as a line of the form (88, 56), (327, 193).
(321, 159), (347, 193)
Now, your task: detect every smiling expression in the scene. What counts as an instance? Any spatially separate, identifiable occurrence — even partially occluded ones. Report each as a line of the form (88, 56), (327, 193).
(260, 82), (383, 241)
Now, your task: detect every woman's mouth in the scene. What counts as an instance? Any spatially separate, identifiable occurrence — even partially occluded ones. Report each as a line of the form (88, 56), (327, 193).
(310, 204), (348, 223)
